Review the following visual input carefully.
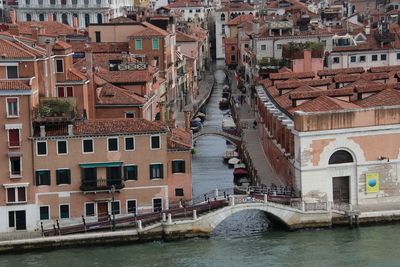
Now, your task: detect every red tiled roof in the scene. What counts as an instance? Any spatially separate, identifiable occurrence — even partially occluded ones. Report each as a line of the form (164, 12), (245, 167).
(227, 14), (254, 26)
(317, 67), (364, 77)
(354, 84), (386, 93)
(275, 85), (318, 109)
(16, 21), (77, 36)
(369, 65), (400, 73)
(0, 80), (31, 90)
(73, 118), (168, 135)
(97, 69), (149, 83)
(289, 96), (360, 114)
(289, 87), (354, 100)
(71, 42), (129, 54)
(275, 78), (332, 90)
(168, 127), (192, 150)
(0, 38), (44, 58)
(334, 73), (389, 83)
(132, 22), (168, 37)
(167, 0), (206, 8)
(52, 40), (72, 50)
(270, 71), (315, 80)
(57, 68), (87, 82)
(176, 30), (198, 42)
(356, 89), (400, 107)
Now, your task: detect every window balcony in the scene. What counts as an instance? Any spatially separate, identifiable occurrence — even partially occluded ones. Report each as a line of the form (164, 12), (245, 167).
(80, 177), (125, 191)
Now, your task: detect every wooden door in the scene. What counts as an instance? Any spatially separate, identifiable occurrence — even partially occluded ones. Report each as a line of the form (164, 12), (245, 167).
(15, 210), (26, 230)
(332, 176), (350, 204)
(97, 202), (109, 222)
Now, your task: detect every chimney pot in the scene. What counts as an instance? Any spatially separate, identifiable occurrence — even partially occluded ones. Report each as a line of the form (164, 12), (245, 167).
(40, 126), (46, 137)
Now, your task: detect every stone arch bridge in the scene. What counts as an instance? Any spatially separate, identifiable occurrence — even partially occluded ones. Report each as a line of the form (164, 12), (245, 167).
(193, 127), (242, 145)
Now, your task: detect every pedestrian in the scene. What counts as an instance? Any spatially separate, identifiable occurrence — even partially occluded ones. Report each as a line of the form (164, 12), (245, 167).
(253, 120), (257, 129)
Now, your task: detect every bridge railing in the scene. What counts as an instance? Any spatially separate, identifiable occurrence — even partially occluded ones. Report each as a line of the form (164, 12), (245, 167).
(191, 188), (234, 205)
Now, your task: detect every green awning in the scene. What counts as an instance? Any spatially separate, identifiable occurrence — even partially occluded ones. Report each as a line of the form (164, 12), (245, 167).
(79, 162), (123, 168)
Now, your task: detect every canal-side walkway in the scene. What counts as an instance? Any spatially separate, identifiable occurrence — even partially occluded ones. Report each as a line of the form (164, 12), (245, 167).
(228, 71), (284, 186)
(176, 69), (215, 128)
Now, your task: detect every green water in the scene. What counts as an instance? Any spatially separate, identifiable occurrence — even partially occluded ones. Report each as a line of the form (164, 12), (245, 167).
(0, 223), (399, 267)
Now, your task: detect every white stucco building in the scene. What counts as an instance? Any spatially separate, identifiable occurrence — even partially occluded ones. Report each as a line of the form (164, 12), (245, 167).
(15, 0), (133, 28)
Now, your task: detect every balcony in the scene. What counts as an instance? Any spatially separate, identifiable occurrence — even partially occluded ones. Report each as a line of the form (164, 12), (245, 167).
(80, 177), (125, 191)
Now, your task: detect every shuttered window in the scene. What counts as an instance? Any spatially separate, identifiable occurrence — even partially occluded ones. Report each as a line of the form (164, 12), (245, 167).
(8, 129), (20, 147)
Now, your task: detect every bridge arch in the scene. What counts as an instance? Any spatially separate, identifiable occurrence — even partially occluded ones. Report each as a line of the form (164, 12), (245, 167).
(193, 203), (296, 232)
(193, 132), (241, 146)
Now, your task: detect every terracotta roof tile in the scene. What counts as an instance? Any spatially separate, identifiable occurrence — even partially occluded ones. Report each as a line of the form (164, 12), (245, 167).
(0, 38), (44, 58)
(168, 127), (192, 150)
(0, 80), (31, 90)
(369, 65), (400, 73)
(270, 71), (315, 80)
(275, 85), (318, 109)
(97, 69), (149, 83)
(226, 14), (254, 26)
(317, 67), (364, 77)
(275, 78), (332, 90)
(132, 22), (168, 37)
(57, 68), (87, 82)
(289, 87), (354, 100)
(176, 30), (198, 42)
(289, 96), (360, 114)
(356, 89), (400, 107)
(16, 21), (78, 36)
(334, 73), (389, 83)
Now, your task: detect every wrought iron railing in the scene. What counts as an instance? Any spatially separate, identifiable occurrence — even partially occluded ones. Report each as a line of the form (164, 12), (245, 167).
(80, 178), (124, 191)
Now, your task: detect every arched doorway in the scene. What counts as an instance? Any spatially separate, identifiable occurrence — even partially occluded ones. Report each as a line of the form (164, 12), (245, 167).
(328, 150), (355, 204)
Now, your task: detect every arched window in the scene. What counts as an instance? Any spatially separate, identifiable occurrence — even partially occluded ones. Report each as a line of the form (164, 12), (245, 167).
(53, 13), (57, 22)
(39, 14), (44, 21)
(220, 13), (225, 21)
(329, 150), (354, 164)
(85, 14), (90, 27)
(62, 13), (68, 25)
(26, 14), (32, 21)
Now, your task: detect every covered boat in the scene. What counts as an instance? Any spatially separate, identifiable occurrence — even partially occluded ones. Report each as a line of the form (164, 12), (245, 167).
(219, 98), (230, 109)
(223, 150), (238, 161)
(228, 157), (240, 168)
(222, 116), (236, 134)
(233, 164), (249, 187)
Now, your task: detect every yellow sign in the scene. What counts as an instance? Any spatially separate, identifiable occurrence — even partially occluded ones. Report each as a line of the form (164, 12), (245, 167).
(366, 173), (379, 193)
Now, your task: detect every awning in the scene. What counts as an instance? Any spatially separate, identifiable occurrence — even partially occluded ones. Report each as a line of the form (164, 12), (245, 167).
(5, 123), (22, 130)
(8, 152), (22, 157)
(79, 162), (123, 168)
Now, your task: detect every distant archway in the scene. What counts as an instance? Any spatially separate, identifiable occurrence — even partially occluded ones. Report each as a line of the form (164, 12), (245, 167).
(328, 150), (354, 165)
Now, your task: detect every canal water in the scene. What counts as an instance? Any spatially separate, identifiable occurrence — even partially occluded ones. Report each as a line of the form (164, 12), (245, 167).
(1, 66), (400, 266)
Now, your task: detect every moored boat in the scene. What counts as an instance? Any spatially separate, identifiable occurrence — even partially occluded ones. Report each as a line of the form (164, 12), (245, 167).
(223, 149), (238, 162)
(219, 98), (230, 109)
(228, 157), (240, 168)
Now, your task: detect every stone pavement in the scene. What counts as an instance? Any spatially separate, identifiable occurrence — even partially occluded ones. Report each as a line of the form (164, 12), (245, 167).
(176, 70), (215, 128)
(229, 72), (284, 186)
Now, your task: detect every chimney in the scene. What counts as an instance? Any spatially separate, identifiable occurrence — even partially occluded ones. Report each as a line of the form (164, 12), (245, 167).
(40, 126), (46, 137)
(48, 13), (53, 22)
(68, 124), (74, 136)
(9, 10), (16, 25)
(253, 18), (260, 35)
(303, 49), (312, 72)
(84, 45), (95, 119)
(73, 17), (79, 33)
(172, 23), (176, 34)
(184, 111), (191, 132)
(365, 25), (370, 35)
(31, 26), (39, 41)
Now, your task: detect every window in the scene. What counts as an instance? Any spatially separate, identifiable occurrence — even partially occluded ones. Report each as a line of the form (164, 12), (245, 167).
(36, 170), (51, 185)
(329, 150), (354, 164)
(381, 54), (387, 61)
(85, 203), (95, 217)
(175, 188), (184, 196)
(220, 14), (225, 21)
(9, 157), (21, 176)
(50, 0), (55, 4)
(221, 25), (225, 34)
(36, 141), (47, 156)
(127, 200), (137, 214)
(231, 46), (235, 51)
(124, 165), (138, 180)
(359, 55), (366, 62)
(97, 13), (102, 24)
(72, 0), (77, 4)
(135, 39), (142, 50)
(125, 137), (135, 151)
(85, 14), (90, 27)
(125, 112), (135, 118)
(372, 54), (378, 61)
(277, 44), (282, 49)
(9, 210), (26, 230)
(108, 137), (119, 152)
(6, 98), (19, 117)
(6, 66), (18, 79)
(172, 160), (186, 173)
(26, 14), (32, 21)
(189, 9), (193, 13)
(25, 0), (30, 4)
(152, 38), (159, 50)
(153, 198), (162, 212)
(6, 187), (26, 203)
(244, 44), (249, 48)
(61, 14), (68, 25)
(151, 135), (160, 149)
(56, 169), (71, 185)
(150, 164), (164, 179)
(83, 139), (94, 153)
(231, 55), (236, 62)
(333, 57), (340, 64)
(57, 87), (74, 97)
(111, 201), (120, 215)
(8, 129), (20, 147)
(55, 59), (64, 73)
(57, 140), (68, 155)
(39, 14), (44, 21)
(95, 31), (101, 43)
(261, 45), (266, 51)
(350, 56), (356, 63)
(59, 204), (70, 219)
(40, 206), (49, 220)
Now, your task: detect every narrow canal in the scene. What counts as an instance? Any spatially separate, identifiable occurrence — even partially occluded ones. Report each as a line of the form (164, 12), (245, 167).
(1, 64), (400, 266)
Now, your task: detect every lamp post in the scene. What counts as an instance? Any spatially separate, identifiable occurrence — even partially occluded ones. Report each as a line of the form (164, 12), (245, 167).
(111, 185), (116, 232)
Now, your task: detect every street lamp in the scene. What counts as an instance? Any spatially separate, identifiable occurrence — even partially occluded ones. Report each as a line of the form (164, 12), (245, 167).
(111, 185), (116, 232)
